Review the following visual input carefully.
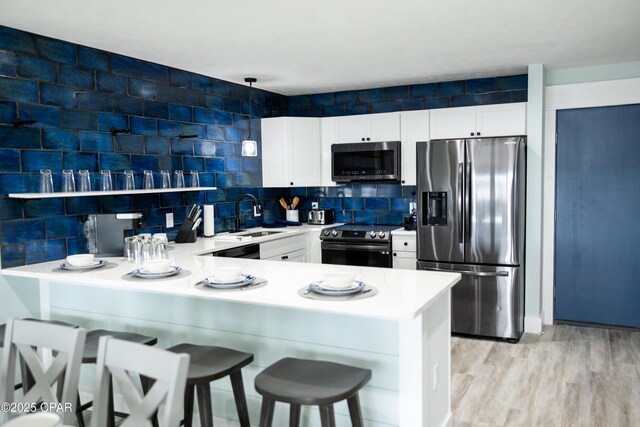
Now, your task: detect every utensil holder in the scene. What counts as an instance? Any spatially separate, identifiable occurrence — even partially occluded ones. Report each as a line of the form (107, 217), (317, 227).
(174, 218), (197, 243)
(286, 210), (299, 222)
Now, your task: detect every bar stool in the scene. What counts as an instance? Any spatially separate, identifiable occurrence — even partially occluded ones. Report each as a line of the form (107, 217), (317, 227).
(76, 329), (158, 427)
(166, 343), (254, 427)
(255, 358), (372, 427)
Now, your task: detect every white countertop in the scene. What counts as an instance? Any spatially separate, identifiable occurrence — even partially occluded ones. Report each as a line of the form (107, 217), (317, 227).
(1, 225), (459, 321)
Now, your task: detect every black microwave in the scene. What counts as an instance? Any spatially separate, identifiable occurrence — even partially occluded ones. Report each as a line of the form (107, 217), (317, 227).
(331, 141), (401, 183)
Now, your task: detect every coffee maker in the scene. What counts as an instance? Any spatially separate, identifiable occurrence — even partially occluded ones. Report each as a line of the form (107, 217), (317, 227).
(84, 213), (143, 256)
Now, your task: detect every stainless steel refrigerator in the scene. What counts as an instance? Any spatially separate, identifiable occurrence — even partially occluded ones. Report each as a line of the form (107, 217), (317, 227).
(416, 137), (526, 342)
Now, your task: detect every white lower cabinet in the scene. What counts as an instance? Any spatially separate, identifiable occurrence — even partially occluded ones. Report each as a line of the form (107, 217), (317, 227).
(260, 235), (307, 262)
(392, 231), (417, 270)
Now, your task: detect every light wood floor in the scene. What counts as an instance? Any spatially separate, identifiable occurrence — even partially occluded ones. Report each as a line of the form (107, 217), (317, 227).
(451, 324), (640, 427)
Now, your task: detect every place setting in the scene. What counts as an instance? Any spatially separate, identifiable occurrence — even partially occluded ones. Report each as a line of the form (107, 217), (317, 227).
(195, 267), (268, 292)
(122, 236), (190, 281)
(55, 254), (117, 272)
(298, 271), (378, 301)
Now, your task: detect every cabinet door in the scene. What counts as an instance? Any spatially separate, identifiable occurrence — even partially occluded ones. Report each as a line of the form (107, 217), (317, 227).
(429, 106), (476, 139)
(476, 103), (526, 137)
(335, 115), (369, 142)
(263, 248), (306, 262)
(400, 110), (429, 185)
(321, 117), (338, 186)
(369, 112), (401, 141)
(393, 251), (416, 270)
(261, 118), (287, 187)
(288, 118), (321, 187)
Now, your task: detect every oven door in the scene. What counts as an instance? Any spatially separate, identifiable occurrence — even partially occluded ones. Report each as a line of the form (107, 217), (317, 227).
(321, 242), (392, 268)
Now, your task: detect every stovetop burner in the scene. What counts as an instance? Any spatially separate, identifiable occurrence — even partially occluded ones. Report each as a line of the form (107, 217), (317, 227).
(320, 224), (399, 242)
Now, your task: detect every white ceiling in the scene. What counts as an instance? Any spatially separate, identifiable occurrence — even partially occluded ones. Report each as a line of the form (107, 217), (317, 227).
(1, 0), (639, 96)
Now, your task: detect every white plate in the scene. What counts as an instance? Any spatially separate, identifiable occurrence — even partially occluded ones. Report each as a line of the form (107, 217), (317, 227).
(309, 281), (365, 296)
(132, 266), (181, 279)
(60, 259), (107, 271)
(204, 274), (256, 288)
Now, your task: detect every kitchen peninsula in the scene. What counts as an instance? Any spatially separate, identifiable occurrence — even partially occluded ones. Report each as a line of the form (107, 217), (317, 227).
(2, 229), (459, 427)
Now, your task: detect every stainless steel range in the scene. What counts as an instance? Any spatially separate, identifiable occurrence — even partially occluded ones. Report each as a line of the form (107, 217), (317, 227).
(320, 224), (398, 268)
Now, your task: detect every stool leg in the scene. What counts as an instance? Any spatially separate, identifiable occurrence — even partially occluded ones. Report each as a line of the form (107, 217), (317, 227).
(230, 371), (251, 427)
(259, 398), (275, 427)
(183, 385), (195, 427)
(196, 384), (213, 427)
(107, 380), (115, 427)
(289, 404), (301, 427)
(347, 394), (364, 427)
(319, 405), (336, 427)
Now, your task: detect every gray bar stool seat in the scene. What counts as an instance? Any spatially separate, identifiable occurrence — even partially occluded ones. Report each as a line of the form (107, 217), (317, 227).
(166, 343), (254, 427)
(255, 358), (372, 427)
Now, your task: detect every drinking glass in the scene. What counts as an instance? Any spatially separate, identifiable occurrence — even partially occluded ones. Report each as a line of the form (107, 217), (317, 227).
(100, 170), (112, 191)
(143, 170), (154, 189)
(123, 170), (135, 190)
(174, 170), (185, 188)
(161, 170), (171, 189)
(39, 169), (53, 193)
(124, 236), (136, 262)
(190, 170), (200, 187)
(62, 169), (75, 192)
(78, 170), (91, 192)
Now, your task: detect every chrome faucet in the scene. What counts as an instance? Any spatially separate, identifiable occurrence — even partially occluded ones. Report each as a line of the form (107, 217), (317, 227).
(235, 193), (262, 232)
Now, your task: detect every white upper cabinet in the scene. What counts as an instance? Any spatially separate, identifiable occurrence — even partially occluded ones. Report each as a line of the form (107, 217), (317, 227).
(320, 117), (338, 186)
(429, 102), (526, 139)
(335, 112), (401, 142)
(400, 110), (429, 186)
(261, 117), (321, 187)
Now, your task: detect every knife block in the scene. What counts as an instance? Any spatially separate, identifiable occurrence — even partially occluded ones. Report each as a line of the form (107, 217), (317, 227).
(174, 218), (198, 243)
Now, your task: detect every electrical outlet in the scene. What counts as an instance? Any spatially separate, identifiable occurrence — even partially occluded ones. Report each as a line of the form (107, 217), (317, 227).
(166, 212), (174, 228)
(409, 202), (417, 214)
(312, 202), (319, 209)
(433, 363), (439, 392)
(253, 206), (262, 217)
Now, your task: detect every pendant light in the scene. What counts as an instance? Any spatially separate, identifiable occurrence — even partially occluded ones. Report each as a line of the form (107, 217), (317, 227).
(241, 77), (258, 157)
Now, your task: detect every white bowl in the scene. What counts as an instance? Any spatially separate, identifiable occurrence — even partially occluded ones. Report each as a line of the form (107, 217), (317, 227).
(322, 271), (356, 289)
(141, 259), (172, 274)
(3, 413), (61, 427)
(66, 254), (95, 267)
(212, 267), (243, 283)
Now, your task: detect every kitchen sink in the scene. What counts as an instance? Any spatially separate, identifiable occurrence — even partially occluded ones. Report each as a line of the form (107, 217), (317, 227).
(236, 230), (285, 238)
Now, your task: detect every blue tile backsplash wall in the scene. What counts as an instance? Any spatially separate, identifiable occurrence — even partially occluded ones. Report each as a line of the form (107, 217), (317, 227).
(0, 25), (527, 267)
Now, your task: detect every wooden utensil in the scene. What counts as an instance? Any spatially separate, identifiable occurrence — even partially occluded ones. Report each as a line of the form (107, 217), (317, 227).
(279, 198), (289, 210)
(291, 196), (300, 209)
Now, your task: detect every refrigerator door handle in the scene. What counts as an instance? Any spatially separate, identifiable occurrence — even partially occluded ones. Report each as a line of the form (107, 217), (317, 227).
(458, 162), (464, 244)
(423, 267), (509, 277)
(465, 161), (472, 244)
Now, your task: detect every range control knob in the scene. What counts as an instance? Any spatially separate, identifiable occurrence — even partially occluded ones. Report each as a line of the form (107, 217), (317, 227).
(370, 231), (376, 238)
(378, 231), (386, 239)
(323, 230), (330, 236)
(331, 230), (338, 237)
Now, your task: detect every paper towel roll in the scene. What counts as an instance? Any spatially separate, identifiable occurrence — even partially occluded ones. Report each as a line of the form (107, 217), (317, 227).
(203, 205), (214, 236)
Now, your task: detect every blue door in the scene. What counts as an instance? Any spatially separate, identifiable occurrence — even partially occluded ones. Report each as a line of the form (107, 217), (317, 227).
(555, 104), (640, 328)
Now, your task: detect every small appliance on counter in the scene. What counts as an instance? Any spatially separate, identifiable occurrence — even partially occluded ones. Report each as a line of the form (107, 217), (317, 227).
(84, 213), (143, 256)
(308, 208), (335, 225)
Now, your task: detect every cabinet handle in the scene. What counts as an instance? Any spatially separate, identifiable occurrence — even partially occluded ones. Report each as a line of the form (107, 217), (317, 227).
(366, 137), (370, 141)
(361, 137), (365, 141)
(290, 182), (293, 185)
(404, 242), (408, 246)
(477, 132), (481, 136)
(470, 132), (475, 136)
(401, 180), (405, 184)
(393, 253), (397, 256)
(282, 255), (288, 260)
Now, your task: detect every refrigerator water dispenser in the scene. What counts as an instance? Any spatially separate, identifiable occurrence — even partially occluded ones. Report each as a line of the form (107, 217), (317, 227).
(424, 192), (447, 226)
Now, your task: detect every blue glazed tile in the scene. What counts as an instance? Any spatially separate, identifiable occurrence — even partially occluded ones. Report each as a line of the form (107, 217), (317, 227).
(0, 64), (17, 77)
(333, 91), (357, 105)
(169, 104), (192, 122)
(184, 191), (205, 206)
(77, 46), (110, 71)
(156, 85), (182, 104)
(21, 150), (62, 172)
(205, 125), (224, 141)
(467, 77), (497, 94)
(198, 173), (214, 187)
(183, 156), (204, 172)
(214, 142), (234, 157)
(483, 91), (513, 105)
(141, 62), (168, 84)
(102, 195), (133, 213)
(0, 173), (33, 193)
(130, 116), (158, 136)
(512, 90), (528, 103)
(100, 153), (131, 170)
(205, 188), (226, 203)
(0, 126), (40, 148)
(327, 186), (352, 197)
(370, 101), (403, 113)
(2, 219), (45, 244)
(0, 148), (20, 172)
(18, 103), (59, 128)
(309, 93), (334, 107)
(40, 83), (77, 108)
(113, 95), (142, 115)
(216, 172), (235, 187)
(43, 129), (79, 151)
(344, 104), (369, 115)
(230, 84), (249, 100)
(451, 94), (483, 107)
(357, 89), (382, 103)
(46, 216), (82, 238)
(131, 154), (159, 171)
(63, 151), (98, 171)
(143, 101), (169, 119)
(146, 207), (171, 226)
(80, 131), (113, 152)
(223, 127), (241, 141)
(36, 37), (75, 64)
(437, 80), (465, 96)
(354, 211), (376, 225)
(132, 194), (161, 210)
(224, 158), (243, 172)
(180, 123), (204, 138)
(157, 120), (181, 137)
(171, 139), (194, 155)
(297, 107), (321, 117)
(16, 56), (57, 82)
(194, 107), (215, 124)
(204, 94), (223, 110)
(196, 140), (217, 157)
(67, 236), (89, 255)
(223, 97), (242, 113)
(289, 96), (311, 108)
(111, 54), (142, 77)
(181, 89), (204, 107)
(242, 158), (260, 173)
(424, 97), (451, 109)
(497, 74), (528, 91)
(65, 196), (100, 215)
(0, 101), (16, 123)
(0, 197), (23, 220)
(169, 68), (190, 88)
(128, 79), (157, 100)
(377, 184), (402, 197)
(0, 76), (38, 103)
(115, 134), (144, 153)
(1, 244), (26, 268)
(322, 106), (346, 117)
(391, 197), (411, 211)
(402, 185), (417, 197)
(319, 197), (342, 209)
(216, 202), (235, 218)
(160, 192), (183, 208)
(59, 64), (95, 89)
(144, 137), (170, 155)
(97, 113), (128, 132)
(343, 198), (364, 210)
(381, 86), (408, 102)
(376, 211), (403, 225)
(233, 114), (249, 129)
(157, 156), (183, 171)
(76, 92), (113, 111)
(213, 79), (232, 96)
(97, 73), (127, 95)
(351, 184), (377, 197)
(25, 239), (67, 264)
(403, 99), (424, 110)
(410, 83), (437, 98)
(191, 74), (212, 91)
(61, 110), (96, 130)
(364, 197), (390, 211)
(0, 26), (36, 55)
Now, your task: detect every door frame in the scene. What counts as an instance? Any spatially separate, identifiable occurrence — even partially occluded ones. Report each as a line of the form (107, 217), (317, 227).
(542, 77), (640, 324)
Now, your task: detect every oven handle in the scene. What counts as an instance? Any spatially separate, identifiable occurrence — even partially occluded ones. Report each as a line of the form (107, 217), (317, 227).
(321, 243), (390, 251)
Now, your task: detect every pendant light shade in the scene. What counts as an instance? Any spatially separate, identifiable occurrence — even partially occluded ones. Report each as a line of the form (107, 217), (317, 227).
(241, 77), (258, 157)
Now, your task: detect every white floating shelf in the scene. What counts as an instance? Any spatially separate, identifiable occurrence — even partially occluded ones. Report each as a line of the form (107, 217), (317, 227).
(8, 187), (217, 199)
